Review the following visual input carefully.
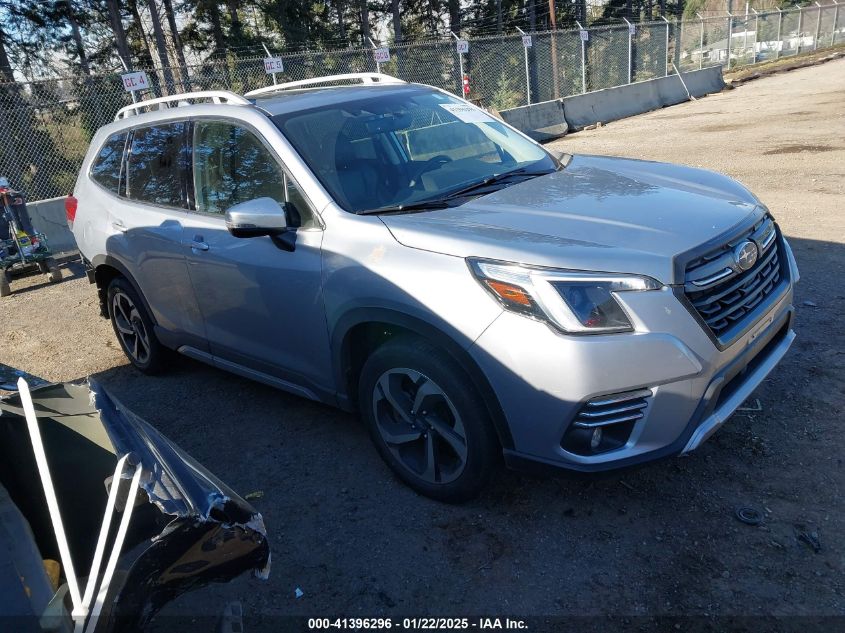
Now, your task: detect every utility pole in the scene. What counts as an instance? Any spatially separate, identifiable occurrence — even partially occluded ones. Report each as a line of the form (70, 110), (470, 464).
(549, 0), (560, 98)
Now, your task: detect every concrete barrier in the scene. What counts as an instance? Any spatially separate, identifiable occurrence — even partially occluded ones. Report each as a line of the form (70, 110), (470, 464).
(500, 65), (725, 139)
(27, 197), (77, 254)
(499, 99), (569, 142)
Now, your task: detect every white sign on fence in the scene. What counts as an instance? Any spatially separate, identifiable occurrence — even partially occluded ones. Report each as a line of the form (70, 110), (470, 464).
(628, 24), (636, 36)
(121, 71), (149, 92)
(522, 35), (533, 48)
(374, 47), (391, 63)
(263, 57), (284, 74)
(456, 40), (469, 54)
(580, 30), (589, 42)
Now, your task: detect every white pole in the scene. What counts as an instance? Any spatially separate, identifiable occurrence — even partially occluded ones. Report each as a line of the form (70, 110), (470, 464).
(18, 378), (85, 618)
(661, 16), (670, 76)
(744, 3), (749, 61)
(776, 8), (783, 59)
(576, 21), (586, 94)
(450, 32), (464, 97)
(261, 43), (277, 85)
(516, 27), (532, 105)
(814, 2), (823, 50)
(833, 1), (840, 46)
(797, 5), (803, 55)
(751, 8), (758, 64)
(623, 18), (633, 83)
(367, 37), (381, 73)
(727, 12), (733, 69)
(697, 12), (704, 70)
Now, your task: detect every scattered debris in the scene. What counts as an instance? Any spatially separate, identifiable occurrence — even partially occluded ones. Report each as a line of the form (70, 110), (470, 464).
(802, 300), (818, 307)
(245, 491), (264, 501)
(737, 398), (763, 412)
(619, 480), (637, 492)
(295, 587), (304, 599)
(735, 506), (764, 526)
(795, 525), (822, 553)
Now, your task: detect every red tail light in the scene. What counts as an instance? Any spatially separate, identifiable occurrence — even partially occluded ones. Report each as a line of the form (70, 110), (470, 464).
(65, 195), (78, 228)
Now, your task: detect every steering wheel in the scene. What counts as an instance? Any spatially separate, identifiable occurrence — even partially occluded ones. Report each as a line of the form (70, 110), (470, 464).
(407, 155), (453, 188)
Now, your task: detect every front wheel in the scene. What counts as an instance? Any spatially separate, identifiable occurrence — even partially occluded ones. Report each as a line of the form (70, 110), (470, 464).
(358, 337), (498, 502)
(107, 277), (165, 374)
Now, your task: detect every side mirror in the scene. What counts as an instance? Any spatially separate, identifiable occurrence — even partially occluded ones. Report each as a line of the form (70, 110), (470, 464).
(225, 197), (288, 238)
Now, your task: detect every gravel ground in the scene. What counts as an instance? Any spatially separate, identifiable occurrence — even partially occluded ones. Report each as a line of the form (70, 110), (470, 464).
(1, 60), (843, 631)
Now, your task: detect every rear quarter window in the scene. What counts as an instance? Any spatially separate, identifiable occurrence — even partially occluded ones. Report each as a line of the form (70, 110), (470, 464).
(125, 122), (188, 208)
(89, 132), (128, 194)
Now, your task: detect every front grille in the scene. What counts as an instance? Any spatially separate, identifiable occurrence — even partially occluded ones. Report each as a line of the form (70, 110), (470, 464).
(572, 388), (652, 429)
(684, 216), (785, 341)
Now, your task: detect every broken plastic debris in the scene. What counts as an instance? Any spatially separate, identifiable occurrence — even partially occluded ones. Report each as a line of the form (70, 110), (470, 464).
(245, 490), (264, 501)
(295, 587), (304, 599)
(802, 300), (818, 307)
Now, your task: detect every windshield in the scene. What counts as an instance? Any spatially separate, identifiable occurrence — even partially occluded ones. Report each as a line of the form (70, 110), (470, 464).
(272, 87), (556, 213)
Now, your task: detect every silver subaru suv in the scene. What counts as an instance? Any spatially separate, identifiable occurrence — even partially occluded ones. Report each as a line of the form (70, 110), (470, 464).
(70, 74), (798, 501)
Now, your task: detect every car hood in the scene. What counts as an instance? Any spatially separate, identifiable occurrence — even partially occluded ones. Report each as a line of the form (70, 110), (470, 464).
(380, 155), (765, 284)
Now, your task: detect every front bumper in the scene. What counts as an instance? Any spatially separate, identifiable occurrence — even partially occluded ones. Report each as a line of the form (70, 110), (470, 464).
(469, 240), (797, 473)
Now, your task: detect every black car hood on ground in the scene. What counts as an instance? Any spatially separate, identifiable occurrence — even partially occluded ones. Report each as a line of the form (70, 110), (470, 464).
(0, 365), (270, 632)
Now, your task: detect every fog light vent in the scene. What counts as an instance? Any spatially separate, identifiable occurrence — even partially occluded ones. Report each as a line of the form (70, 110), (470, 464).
(562, 388), (652, 455)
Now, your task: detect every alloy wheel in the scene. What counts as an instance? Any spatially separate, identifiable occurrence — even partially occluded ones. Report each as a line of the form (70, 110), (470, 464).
(111, 291), (151, 365)
(371, 368), (468, 484)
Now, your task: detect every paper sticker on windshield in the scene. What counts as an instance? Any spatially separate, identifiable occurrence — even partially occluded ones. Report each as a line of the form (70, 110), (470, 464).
(439, 103), (495, 124)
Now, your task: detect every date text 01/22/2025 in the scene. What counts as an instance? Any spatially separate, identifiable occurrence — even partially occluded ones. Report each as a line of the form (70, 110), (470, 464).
(308, 618), (529, 630)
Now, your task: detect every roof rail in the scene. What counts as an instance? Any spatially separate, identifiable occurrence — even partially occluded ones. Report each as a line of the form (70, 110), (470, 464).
(114, 90), (250, 121)
(244, 73), (405, 98)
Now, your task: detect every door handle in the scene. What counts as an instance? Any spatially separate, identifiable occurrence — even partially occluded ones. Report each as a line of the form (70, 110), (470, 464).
(189, 235), (209, 252)
(111, 220), (127, 233)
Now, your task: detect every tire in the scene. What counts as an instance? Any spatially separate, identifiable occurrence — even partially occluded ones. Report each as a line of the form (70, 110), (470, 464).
(106, 277), (165, 374)
(44, 258), (61, 283)
(0, 271), (10, 297)
(358, 336), (498, 502)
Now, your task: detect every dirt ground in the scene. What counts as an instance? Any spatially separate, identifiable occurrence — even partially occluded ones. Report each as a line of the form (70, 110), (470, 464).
(1, 60), (843, 631)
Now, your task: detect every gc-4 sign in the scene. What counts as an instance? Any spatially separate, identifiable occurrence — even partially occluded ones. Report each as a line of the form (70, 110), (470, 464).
(121, 71), (149, 92)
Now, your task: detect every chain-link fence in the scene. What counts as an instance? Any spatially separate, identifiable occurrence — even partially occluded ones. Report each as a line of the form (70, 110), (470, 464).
(1, 4), (842, 203)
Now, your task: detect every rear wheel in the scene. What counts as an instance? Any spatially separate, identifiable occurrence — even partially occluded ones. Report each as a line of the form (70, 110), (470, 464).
(0, 271), (10, 297)
(107, 277), (165, 374)
(358, 337), (498, 502)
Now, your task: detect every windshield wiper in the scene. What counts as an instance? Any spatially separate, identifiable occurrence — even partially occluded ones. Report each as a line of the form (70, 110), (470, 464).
(357, 198), (452, 215)
(443, 167), (555, 201)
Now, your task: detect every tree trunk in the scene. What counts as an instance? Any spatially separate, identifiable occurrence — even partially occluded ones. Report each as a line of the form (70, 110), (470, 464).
(129, 0), (156, 67)
(496, 0), (502, 34)
(146, 0), (176, 93)
(227, 0), (243, 38)
(206, 0), (227, 52)
(337, 0), (347, 40)
(0, 22), (14, 83)
(162, 0), (191, 91)
(360, 0), (370, 44)
(106, 0), (133, 70)
(391, 0), (402, 42)
(448, 0), (460, 33)
(67, 7), (91, 75)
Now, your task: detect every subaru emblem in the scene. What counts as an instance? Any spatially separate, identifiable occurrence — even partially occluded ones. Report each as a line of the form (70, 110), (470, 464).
(733, 240), (759, 272)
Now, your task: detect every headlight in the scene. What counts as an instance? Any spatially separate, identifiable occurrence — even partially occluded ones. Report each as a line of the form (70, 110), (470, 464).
(468, 258), (662, 334)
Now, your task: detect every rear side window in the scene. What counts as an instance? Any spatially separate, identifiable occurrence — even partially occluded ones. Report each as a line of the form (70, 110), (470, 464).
(126, 123), (187, 208)
(90, 132), (127, 194)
